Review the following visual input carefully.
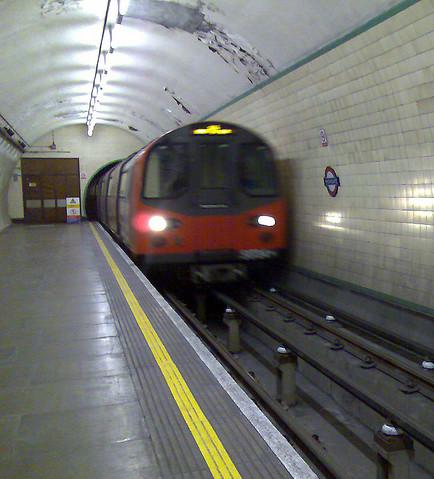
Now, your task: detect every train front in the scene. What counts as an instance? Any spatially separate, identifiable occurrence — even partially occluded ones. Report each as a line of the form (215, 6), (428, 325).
(132, 122), (286, 282)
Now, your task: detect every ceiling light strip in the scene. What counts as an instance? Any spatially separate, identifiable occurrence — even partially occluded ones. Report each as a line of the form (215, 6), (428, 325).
(86, 0), (129, 137)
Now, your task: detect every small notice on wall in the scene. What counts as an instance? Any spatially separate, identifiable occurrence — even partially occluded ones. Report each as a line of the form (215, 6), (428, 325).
(66, 197), (80, 223)
(319, 128), (328, 147)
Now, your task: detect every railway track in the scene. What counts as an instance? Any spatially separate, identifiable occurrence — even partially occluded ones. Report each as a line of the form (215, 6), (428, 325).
(262, 285), (434, 363)
(165, 291), (345, 479)
(249, 286), (434, 399)
(164, 284), (434, 479)
(219, 288), (433, 447)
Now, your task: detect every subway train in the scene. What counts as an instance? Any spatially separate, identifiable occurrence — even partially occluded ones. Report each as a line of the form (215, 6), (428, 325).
(88, 121), (287, 282)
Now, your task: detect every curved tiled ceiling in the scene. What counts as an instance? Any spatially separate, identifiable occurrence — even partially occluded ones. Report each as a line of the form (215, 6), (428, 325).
(0, 0), (402, 145)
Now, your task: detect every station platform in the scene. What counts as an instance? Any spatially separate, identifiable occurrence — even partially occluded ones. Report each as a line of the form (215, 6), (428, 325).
(0, 222), (318, 479)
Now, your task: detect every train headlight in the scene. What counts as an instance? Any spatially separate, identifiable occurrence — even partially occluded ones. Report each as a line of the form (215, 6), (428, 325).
(149, 215), (168, 232)
(257, 215), (276, 227)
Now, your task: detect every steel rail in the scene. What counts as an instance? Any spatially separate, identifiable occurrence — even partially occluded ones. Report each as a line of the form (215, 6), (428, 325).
(164, 291), (351, 479)
(254, 287), (434, 391)
(274, 287), (434, 360)
(214, 291), (434, 451)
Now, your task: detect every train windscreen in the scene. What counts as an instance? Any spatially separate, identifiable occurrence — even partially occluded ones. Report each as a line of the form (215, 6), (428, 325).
(199, 144), (230, 189)
(239, 144), (278, 196)
(143, 144), (188, 198)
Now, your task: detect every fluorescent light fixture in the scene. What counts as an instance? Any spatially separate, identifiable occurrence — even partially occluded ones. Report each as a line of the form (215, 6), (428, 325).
(119, 0), (129, 16)
(86, 0), (124, 137)
(102, 51), (113, 73)
(97, 55), (105, 72)
(101, 28), (111, 52)
(107, 0), (119, 25)
(110, 23), (123, 49)
(100, 75), (108, 91)
(110, 23), (137, 49)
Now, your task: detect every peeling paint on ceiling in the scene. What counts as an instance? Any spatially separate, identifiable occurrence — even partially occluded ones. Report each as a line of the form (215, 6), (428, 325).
(41, 0), (83, 17)
(0, 0), (405, 144)
(163, 87), (192, 115)
(129, 0), (207, 33)
(197, 28), (274, 84)
(129, 0), (274, 84)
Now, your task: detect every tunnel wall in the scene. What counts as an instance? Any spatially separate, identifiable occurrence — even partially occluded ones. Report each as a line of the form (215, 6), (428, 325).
(8, 124), (143, 220)
(0, 138), (19, 231)
(209, 1), (434, 309)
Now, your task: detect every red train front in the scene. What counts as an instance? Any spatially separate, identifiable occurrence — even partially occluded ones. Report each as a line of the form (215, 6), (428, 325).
(93, 121), (286, 282)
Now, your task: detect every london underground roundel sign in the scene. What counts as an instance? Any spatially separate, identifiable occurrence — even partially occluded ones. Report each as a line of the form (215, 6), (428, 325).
(323, 167), (340, 197)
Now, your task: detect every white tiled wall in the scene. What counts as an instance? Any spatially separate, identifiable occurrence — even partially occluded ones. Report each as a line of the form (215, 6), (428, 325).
(210, 1), (434, 308)
(8, 124), (143, 219)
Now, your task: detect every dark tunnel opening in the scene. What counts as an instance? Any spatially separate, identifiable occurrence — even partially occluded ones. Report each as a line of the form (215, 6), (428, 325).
(84, 160), (122, 220)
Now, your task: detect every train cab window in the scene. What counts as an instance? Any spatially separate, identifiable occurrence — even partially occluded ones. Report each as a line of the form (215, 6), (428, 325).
(199, 144), (229, 189)
(239, 144), (278, 196)
(143, 144), (188, 198)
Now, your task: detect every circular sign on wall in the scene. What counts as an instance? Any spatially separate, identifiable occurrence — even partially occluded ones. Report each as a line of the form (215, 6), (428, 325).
(323, 166), (340, 197)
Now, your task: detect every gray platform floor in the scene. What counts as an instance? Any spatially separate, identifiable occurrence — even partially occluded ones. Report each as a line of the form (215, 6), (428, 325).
(0, 223), (315, 479)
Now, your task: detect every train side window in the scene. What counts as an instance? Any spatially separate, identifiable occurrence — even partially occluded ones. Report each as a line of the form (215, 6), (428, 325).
(143, 144), (188, 198)
(106, 176), (111, 194)
(119, 173), (128, 198)
(107, 173), (115, 197)
(239, 144), (278, 196)
(99, 179), (106, 209)
(119, 159), (132, 198)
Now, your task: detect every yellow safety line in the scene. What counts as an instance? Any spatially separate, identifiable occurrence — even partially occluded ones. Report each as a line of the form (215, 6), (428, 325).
(90, 224), (242, 479)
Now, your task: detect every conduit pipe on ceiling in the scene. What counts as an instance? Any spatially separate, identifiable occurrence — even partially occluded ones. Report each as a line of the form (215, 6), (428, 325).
(86, 0), (129, 137)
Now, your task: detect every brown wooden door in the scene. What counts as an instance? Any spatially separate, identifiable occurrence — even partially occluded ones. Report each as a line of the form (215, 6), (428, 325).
(21, 158), (80, 224)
